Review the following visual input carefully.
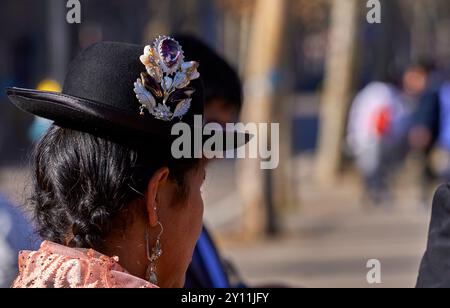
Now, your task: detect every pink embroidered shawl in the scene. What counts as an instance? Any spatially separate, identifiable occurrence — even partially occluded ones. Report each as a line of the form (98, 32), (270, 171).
(12, 241), (157, 288)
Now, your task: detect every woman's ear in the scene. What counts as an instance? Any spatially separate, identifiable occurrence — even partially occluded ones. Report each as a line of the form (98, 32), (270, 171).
(145, 167), (170, 227)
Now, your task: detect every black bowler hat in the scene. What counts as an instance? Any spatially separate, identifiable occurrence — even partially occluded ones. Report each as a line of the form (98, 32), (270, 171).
(6, 39), (249, 148)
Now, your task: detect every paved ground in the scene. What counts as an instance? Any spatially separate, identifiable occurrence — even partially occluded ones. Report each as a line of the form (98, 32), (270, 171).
(202, 158), (434, 288)
(220, 206), (429, 288)
(0, 157), (436, 288)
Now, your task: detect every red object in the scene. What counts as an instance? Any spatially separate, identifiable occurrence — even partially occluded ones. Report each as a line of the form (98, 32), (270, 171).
(375, 106), (392, 136)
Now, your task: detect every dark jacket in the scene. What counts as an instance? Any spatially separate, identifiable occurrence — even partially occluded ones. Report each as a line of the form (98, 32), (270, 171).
(414, 89), (441, 152)
(417, 184), (450, 288)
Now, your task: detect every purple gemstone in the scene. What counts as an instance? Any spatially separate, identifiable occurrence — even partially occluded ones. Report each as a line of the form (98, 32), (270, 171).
(160, 39), (181, 68)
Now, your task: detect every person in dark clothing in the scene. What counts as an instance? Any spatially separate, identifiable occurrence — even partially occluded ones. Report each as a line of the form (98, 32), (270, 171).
(175, 34), (243, 126)
(410, 91), (441, 153)
(408, 60), (442, 205)
(174, 34), (246, 288)
(417, 184), (450, 288)
(0, 194), (37, 287)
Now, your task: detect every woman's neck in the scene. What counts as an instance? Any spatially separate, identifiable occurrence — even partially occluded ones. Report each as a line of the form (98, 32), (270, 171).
(101, 215), (149, 281)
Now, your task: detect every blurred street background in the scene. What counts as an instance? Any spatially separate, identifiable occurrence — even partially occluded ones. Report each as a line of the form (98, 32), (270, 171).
(1, 0), (450, 287)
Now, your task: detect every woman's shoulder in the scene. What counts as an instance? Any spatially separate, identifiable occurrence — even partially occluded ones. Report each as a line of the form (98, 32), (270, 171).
(12, 241), (157, 288)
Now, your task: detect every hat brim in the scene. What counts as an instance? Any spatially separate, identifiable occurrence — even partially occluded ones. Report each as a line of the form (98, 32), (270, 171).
(6, 87), (252, 150)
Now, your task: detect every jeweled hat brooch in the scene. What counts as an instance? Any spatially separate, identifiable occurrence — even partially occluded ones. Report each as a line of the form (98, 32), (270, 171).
(134, 36), (200, 121)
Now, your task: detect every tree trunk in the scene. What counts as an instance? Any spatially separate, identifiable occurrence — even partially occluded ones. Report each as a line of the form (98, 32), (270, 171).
(237, 0), (287, 238)
(315, 0), (360, 185)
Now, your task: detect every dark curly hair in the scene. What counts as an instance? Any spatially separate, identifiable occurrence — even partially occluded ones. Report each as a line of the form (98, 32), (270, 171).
(31, 124), (200, 251)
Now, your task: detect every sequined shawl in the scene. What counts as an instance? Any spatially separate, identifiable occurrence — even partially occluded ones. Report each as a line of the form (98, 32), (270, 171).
(12, 241), (157, 288)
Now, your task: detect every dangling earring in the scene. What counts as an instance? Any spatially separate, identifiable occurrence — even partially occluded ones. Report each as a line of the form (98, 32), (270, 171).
(145, 220), (163, 285)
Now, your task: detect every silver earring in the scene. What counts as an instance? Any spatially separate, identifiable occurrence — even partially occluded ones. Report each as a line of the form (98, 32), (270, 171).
(145, 221), (163, 285)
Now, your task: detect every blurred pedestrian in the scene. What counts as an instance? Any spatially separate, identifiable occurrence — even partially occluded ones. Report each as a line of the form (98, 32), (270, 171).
(407, 60), (442, 205)
(0, 194), (36, 287)
(436, 82), (450, 181)
(347, 81), (406, 206)
(175, 34), (246, 288)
